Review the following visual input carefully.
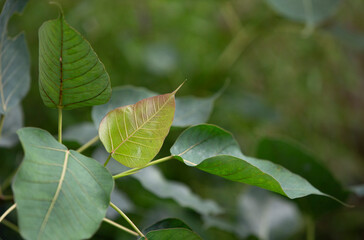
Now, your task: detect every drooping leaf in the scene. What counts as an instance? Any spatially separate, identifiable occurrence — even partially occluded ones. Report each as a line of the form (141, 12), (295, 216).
(0, 0), (30, 114)
(0, 104), (23, 148)
(170, 124), (330, 199)
(39, 10), (111, 110)
(99, 87), (180, 168)
(142, 218), (202, 240)
(92, 85), (220, 128)
(92, 86), (156, 127)
(265, 0), (341, 25)
(63, 122), (97, 145)
(256, 138), (348, 216)
(12, 128), (114, 240)
(133, 167), (223, 216)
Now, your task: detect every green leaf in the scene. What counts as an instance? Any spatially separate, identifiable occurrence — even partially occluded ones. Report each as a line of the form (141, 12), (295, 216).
(170, 124), (329, 199)
(256, 138), (348, 216)
(265, 0), (340, 25)
(92, 85), (220, 128)
(99, 87), (179, 168)
(142, 218), (202, 240)
(12, 128), (114, 240)
(39, 10), (111, 110)
(0, 104), (23, 148)
(0, 0), (30, 114)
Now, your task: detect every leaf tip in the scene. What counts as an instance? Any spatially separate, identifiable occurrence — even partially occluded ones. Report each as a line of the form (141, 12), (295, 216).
(172, 81), (186, 95)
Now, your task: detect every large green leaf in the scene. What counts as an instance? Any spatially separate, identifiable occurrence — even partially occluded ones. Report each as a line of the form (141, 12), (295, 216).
(265, 0), (341, 25)
(12, 128), (113, 240)
(256, 138), (348, 216)
(142, 218), (202, 240)
(0, 0), (30, 114)
(92, 85), (220, 128)
(170, 124), (330, 199)
(39, 10), (111, 110)
(99, 88), (178, 168)
(0, 104), (22, 148)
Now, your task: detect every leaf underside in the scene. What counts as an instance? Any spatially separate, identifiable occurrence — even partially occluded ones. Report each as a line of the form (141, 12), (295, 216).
(99, 90), (176, 168)
(0, 0), (30, 114)
(170, 124), (327, 199)
(13, 128), (113, 240)
(39, 14), (111, 110)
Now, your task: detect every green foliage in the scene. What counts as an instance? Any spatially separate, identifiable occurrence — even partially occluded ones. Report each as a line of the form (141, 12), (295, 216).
(12, 128), (113, 240)
(0, 0), (30, 114)
(38, 8), (111, 109)
(0, 104), (22, 147)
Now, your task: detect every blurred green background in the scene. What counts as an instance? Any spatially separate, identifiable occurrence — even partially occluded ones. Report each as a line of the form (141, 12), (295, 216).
(1, 0), (364, 239)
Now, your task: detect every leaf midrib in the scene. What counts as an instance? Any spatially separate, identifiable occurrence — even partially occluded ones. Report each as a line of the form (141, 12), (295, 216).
(111, 93), (174, 154)
(38, 150), (69, 239)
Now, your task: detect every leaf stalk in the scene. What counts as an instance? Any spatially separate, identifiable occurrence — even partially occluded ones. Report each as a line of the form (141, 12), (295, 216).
(76, 135), (99, 153)
(110, 202), (145, 237)
(0, 114), (5, 140)
(58, 108), (62, 143)
(113, 156), (175, 179)
(104, 153), (112, 167)
(0, 203), (16, 223)
(103, 218), (138, 237)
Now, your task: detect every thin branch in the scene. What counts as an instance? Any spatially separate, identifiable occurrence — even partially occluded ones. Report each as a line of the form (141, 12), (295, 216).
(110, 202), (145, 237)
(1, 219), (19, 233)
(0, 203), (16, 223)
(103, 218), (139, 237)
(76, 135), (99, 153)
(113, 156), (174, 179)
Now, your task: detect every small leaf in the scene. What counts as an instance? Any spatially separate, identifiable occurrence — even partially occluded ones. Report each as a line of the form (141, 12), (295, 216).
(0, 0), (30, 114)
(39, 9), (111, 109)
(92, 85), (221, 128)
(0, 104), (23, 148)
(99, 87), (180, 168)
(171, 124), (330, 199)
(12, 128), (114, 240)
(142, 219), (202, 240)
(265, 0), (340, 25)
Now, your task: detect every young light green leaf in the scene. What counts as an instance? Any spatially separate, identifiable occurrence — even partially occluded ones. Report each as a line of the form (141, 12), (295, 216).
(265, 0), (340, 25)
(99, 87), (180, 168)
(170, 124), (331, 199)
(92, 85), (221, 128)
(256, 138), (349, 216)
(0, 104), (23, 148)
(0, 0), (30, 114)
(39, 10), (111, 110)
(142, 218), (202, 240)
(12, 128), (114, 240)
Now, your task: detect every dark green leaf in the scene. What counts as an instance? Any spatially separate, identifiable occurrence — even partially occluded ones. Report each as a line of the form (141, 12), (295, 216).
(171, 124), (329, 199)
(13, 128), (114, 240)
(0, 0), (30, 114)
(39, 10), (111, 109)
(256, 138), (349, 216)
(0, 104), (22, 147)
(144, 218), (192, 233)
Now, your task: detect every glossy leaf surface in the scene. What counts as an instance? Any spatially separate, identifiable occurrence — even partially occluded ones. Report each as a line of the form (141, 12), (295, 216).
(265, 0), (340, 24)
(0, 0), (30, 114)
(39, 12), (111, 109)
(142, 218), (201, 240)
(99, 88), (178, 168)
(13, 128), (113, 240)
(171, 124), (327, 199)
(0, 104), (22, 147)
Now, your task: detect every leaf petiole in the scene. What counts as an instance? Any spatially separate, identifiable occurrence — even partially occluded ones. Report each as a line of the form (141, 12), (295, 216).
(58, 108), (62, 143)
(113, 156), (175, 179)
(103, 218), (138, 237)
(76, 135), (99, 153)
(1, 219), (19, 233)
(104, 153), (112, 167)
(110, 202), (145, 237)
(0, 203), (16, 223)
(0, 114), (4, 140)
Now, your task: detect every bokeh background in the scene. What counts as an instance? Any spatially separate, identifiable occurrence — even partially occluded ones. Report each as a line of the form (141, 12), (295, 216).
(1, 0), (364, 239)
